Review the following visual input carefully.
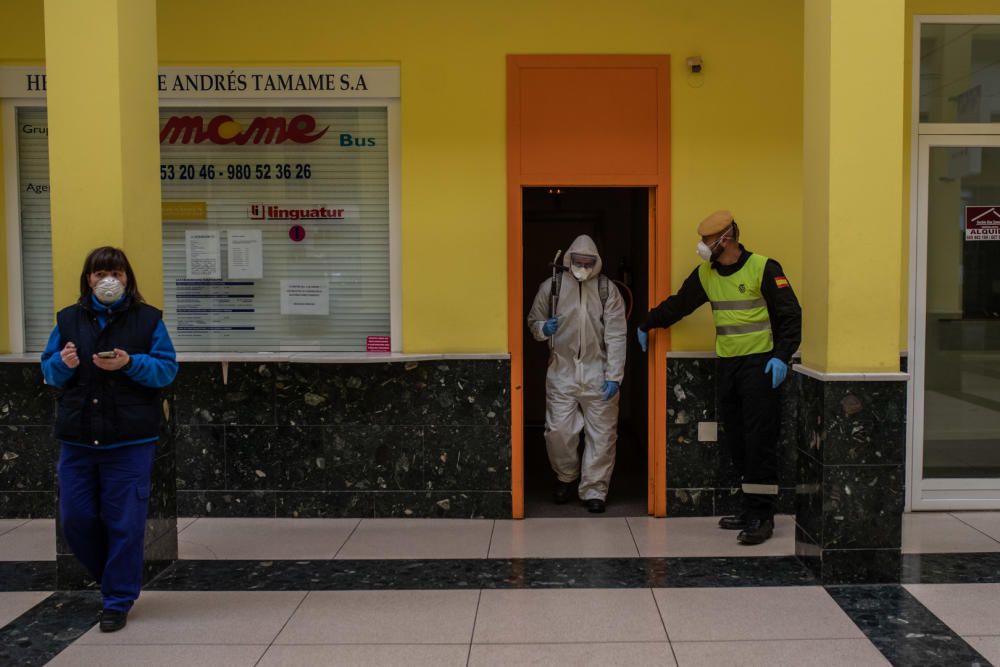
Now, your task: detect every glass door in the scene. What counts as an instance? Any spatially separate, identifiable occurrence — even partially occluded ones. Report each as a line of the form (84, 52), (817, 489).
(911, 135), (1000, 509)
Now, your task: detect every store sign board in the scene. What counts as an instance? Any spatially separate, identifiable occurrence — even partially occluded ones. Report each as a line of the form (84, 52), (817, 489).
(0, 66), (399, 99)
(965, 205), (1000, 241)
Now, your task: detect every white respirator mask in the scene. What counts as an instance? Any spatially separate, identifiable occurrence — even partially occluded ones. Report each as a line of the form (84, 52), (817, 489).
(696, 229), (731, 262)
(571, 266), (593, 282)
(94, 277), (125, 304)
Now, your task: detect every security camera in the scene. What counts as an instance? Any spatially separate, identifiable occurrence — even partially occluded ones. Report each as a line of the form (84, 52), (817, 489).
(686, 56), (703, 73)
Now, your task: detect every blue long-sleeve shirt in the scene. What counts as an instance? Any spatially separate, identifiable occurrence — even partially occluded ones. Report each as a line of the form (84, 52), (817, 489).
(40, 296), (178, 448)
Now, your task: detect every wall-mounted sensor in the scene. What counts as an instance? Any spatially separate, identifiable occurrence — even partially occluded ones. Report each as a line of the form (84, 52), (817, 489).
(686, 56), (703, 73)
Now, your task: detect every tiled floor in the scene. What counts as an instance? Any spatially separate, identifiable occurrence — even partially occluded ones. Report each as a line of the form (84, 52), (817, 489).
(29, 587), (902, 667)
(3, 513), (1000, 666)
(0, 519), (56, 561)
(905, 583), (1000, 664)
(902, 512), (1000, 554)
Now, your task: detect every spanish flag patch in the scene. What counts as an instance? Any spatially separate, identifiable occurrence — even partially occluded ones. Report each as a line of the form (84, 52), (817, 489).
(775, 276), (790, 289)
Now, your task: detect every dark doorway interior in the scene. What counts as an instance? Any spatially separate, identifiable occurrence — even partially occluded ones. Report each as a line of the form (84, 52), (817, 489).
(522, 187), (650, 517)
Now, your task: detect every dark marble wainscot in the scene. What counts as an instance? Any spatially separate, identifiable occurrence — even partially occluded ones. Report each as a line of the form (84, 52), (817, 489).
(0, 362), (57, 519)
(172, 359), (512, 519)
(665, 355), (799, 517)
(794, 368), (908, 585)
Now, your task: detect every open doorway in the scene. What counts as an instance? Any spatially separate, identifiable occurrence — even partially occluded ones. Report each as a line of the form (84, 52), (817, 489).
(521, 187), (649, 517)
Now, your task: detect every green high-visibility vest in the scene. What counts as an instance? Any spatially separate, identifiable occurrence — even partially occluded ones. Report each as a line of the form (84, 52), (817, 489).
(697, 254), (774, 358)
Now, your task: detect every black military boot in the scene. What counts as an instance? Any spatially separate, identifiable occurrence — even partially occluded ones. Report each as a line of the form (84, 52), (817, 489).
(585, 498), (606, 513)
(737, 517), (774, 545)
(553, 479), (576, 504)
(99, 609), (128, 633)
(718, 513), (748, 530)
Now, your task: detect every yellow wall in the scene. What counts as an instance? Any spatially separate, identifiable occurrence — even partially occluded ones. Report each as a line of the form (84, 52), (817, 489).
(2, 1), (805, 353)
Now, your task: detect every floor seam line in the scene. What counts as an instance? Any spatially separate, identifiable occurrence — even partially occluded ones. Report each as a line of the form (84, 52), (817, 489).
(332, 518), (364, 559)
(466, 589), (483, 667)
(486, 519), (497, 559)
(252, 590), (310, 667)
(650, 587), (680, 665)
(625, 517), (643, 556)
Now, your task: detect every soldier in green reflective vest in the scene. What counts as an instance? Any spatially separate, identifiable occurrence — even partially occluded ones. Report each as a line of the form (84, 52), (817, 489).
(637, 211), (802, 545)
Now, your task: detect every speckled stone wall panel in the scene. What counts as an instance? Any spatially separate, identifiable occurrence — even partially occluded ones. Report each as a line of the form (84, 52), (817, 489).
(794, 374), (907, 584)
(665, 357), (799, 517)
(171, 359), (512, 518)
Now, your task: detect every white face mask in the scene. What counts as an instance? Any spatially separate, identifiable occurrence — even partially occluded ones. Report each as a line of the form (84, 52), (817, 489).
(94, 276), (125, 304)
(571, 266), (593, 282)
(696, 230), (731, 262)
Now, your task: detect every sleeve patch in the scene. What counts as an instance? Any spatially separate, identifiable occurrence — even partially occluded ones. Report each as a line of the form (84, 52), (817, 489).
(774, 276), (790, 289)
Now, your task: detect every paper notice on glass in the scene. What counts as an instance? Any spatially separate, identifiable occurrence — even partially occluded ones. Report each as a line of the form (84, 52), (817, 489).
(280, 279), (329, 316)
(185, 231), (221, 279)
(227, 230), (263, 279)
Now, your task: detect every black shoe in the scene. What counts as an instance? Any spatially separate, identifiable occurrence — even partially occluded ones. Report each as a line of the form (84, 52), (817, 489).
(585, 499), (606, 514)
(737, 518), (774, 545)
(99, 609), (128, 633)
(553, 480), (576, 504)
(718, 514), (748, 530)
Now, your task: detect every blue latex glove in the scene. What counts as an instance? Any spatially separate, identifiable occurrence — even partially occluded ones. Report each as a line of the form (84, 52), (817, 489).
(542, 318), (559, 337)
(636, 327), (648, 352)
(601, 380), (620, 401)
(764, 358), (788, 389)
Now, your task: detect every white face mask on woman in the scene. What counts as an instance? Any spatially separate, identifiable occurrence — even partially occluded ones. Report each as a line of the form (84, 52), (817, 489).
(94, 276), (125, 304)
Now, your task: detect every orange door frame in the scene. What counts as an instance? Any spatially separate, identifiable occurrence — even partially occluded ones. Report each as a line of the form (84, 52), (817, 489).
(507, 55), (671, 518)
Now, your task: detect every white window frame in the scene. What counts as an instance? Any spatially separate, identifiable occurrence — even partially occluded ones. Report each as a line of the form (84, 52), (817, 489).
(907, 15), (1000, 511)
(2, 96), (403, 355)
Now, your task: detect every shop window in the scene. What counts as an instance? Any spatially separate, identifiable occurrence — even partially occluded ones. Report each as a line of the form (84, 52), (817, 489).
(16, 107), (54, 352)
(11, 105), (391, 353)
(159, 106), (390, 352)
(920, 23), (1000, 124)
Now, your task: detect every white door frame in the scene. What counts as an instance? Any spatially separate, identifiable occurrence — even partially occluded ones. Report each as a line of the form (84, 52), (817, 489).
(908, 133), (1000, 510)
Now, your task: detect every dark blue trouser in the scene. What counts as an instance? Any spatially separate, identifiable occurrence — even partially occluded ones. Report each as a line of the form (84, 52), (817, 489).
(57, 442), (156, 613)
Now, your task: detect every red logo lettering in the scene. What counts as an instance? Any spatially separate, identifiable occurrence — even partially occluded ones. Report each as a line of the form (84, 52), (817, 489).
(160, 114), (328, 145)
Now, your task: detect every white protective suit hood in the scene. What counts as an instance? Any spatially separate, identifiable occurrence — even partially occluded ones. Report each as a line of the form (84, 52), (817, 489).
(562, 234), (603, 280)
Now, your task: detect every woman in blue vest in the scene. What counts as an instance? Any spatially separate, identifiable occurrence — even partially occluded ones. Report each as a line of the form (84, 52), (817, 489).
(41, 246), (177, 632)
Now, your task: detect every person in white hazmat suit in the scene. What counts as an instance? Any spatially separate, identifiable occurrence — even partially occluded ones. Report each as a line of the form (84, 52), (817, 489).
(527, 235), (627, 513)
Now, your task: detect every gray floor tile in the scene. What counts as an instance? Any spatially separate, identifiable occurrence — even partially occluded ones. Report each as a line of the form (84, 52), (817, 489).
(654, 587), (864, 641)
(671, 639), (889, 666)
(904, 583), (1000, 636)
(628, 515), (794, 557)
(258, 644), (469, 666)
(950, 512), (1000, 545)
(0, 519), (28, 538)
(45, 644), (267, 667)
(335, 519), (493, 559)
(274, 590), (479, 645)
(473, 589), (666, 644)
(75, 591), (306, 645)
(0, 519), (55, 561)
(489, 518), (639, 558)
(176, 517), (197, 533)
(902, 512), (1000, 554)
(469, 642), (675, 666)
(178, 518), (359, 560)
(966, 637), (1000, 665)
(0, 591), (49, 628)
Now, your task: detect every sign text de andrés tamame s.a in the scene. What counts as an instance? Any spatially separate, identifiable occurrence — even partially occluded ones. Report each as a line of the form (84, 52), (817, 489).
(1, 67), (400, 99)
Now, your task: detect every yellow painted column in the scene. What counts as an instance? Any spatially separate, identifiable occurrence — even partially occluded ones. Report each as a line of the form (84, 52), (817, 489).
(801, 0), (906, 373)
(43, 0), (162, 309)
